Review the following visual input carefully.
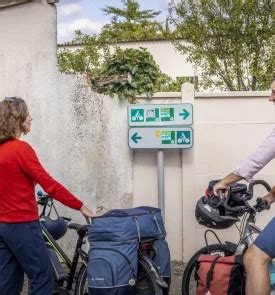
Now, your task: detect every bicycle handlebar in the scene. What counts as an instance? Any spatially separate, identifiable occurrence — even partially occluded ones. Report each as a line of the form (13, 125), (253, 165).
(254, 197), (270, 212)
(37, 191), (91, 225)
(218, 191), (246, 213)
(248, 180), (271, 195)
(36, 191), (51, 206)
(217, 180), (271, 214)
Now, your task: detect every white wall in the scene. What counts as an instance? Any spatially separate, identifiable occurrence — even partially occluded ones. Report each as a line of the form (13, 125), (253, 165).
(118, 40), (195, 80)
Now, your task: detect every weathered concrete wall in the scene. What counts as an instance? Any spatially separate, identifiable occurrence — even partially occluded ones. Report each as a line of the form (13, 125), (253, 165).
(54, 75), (133, 253)
(0, 2), (133, 256)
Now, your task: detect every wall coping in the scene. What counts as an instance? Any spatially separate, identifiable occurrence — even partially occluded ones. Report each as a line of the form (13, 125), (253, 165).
(0, 0), (57, 8)
(137, 91), (270, 99)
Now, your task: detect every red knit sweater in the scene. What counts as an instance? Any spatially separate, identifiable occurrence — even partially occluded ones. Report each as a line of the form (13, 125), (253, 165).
(0, 139), (83, 222)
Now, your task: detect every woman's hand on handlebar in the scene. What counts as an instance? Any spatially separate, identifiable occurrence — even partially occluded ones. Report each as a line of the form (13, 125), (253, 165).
(80, 204), (97, 218)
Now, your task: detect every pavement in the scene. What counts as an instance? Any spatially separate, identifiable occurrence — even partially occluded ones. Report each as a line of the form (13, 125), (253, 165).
(22, 261), (185, 295)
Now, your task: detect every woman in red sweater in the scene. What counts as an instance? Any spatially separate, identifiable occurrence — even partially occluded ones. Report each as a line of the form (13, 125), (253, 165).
(0, 97), (95, 294)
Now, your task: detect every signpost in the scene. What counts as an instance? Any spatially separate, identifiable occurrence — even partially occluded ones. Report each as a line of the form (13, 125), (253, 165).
(128, 104), (193, 126)
(128, 103), (194, 221)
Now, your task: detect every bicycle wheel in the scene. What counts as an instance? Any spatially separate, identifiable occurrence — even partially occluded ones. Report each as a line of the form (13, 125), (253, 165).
(74, 264), (88, 295)
(181, 243), (237, 295)
(136, 256), (164, 295)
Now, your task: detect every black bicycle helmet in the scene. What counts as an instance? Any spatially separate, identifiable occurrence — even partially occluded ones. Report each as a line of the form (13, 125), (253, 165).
(41, 217), (68, 240)
(195, 179), (247, 230)
(195, 196), (240, 229)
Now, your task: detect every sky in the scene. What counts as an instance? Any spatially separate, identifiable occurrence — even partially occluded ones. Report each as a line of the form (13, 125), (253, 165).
(56, 0), (171, 43)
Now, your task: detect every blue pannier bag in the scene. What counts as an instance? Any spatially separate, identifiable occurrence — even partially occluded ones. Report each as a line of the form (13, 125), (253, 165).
(88, 207), (170, 295)
(89, 206), (166, 242)
(88, 240), (138, 295)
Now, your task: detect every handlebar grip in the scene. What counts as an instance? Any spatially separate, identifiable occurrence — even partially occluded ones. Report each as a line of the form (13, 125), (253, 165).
(248, 180), (271, 194)
(254, 197), (270, 212)
(37, 190), (44, 197)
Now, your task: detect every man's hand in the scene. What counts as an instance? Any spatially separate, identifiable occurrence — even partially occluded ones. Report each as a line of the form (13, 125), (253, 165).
(262, 194), (274, 206)
(80, 204), (97, 218)
(263, 186), (275, 206)
(212, 173), (243, 196)
(213, 181), (230, 196)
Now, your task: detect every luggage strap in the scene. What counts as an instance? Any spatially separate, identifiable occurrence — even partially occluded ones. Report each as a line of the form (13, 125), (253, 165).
(206, 255), (220, 290)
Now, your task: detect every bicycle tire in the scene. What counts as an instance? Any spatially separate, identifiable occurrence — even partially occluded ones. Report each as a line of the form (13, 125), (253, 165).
(74, 264), (88, 295)
(181, 243), (237, 295)
(136, 256), (164, 295)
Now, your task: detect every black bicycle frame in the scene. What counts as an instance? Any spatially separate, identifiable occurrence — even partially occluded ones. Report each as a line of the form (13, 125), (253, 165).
(41, 223), (88, 291)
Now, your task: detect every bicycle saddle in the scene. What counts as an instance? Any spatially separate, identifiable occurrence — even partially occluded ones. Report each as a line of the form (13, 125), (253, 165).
(68, 223), (89, 235)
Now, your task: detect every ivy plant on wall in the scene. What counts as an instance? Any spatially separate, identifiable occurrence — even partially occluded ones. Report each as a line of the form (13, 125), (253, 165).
(58, 32), (166, 102)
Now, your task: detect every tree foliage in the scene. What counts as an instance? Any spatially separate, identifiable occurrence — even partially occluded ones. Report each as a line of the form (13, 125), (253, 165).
(102, 0), (160, 23)
(58, 31), (110, 76)
(170, 0), (272, 91)
(156, 75), (199, 92)
(100, 0), (167, 42)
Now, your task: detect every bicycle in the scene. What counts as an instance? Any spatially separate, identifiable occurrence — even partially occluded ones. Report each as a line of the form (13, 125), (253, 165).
(37, 191), (89, 295)
(181, 180), (275, 295)
(37, 192), (170, 295)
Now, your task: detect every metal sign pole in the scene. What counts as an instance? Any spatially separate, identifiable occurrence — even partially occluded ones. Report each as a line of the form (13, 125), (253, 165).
(157, 149), (165, 221)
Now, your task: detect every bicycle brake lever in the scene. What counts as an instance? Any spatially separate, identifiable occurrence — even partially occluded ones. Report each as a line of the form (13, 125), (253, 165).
(244, 200), (256, 213)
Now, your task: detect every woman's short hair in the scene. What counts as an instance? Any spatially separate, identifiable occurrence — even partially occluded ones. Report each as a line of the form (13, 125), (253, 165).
(0, 97), (29, 144)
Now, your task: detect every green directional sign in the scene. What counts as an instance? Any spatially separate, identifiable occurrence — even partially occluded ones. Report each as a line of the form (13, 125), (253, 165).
(128, 104), (193, 127)
(129, 127), (193, 149)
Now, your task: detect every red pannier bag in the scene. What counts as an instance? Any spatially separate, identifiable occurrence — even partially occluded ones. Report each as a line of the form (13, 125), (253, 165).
(196, 255), (245, 295)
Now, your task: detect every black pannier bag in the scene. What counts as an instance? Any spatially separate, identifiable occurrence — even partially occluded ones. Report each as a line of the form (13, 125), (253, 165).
(87, 206), (171, 295)
(46, 244), (66, 282)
